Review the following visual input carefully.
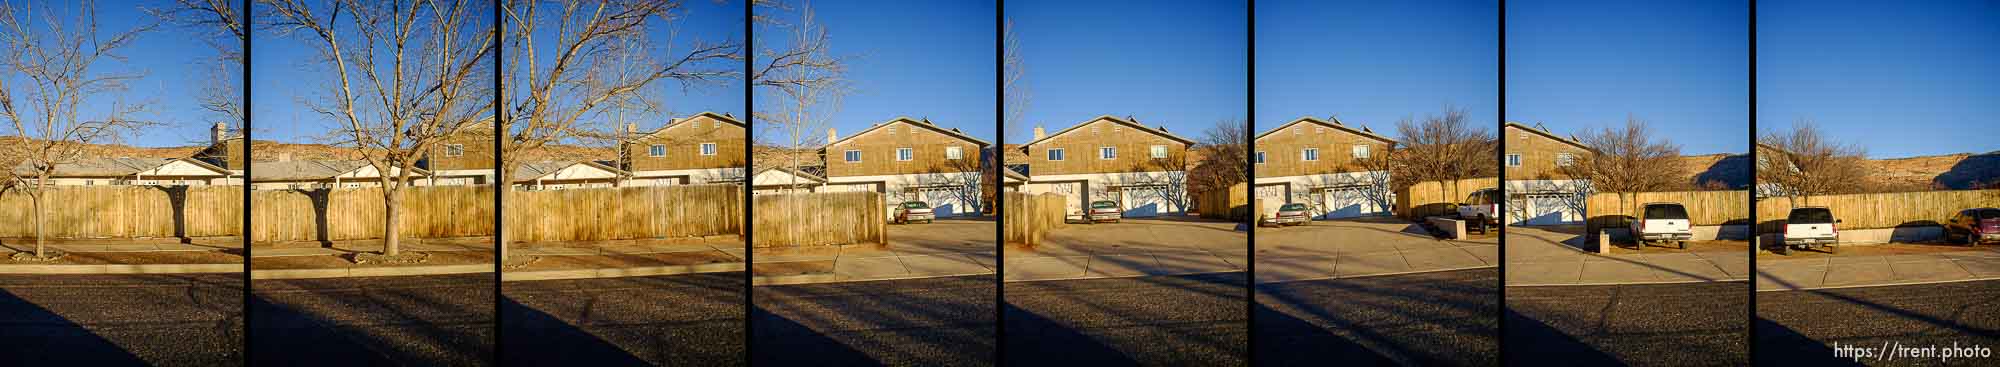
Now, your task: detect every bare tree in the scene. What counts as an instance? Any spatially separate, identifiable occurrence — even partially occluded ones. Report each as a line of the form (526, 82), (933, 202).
(1393, 106), (1494, 207)
(150, 0), (244, 135)
(1758, 119), (1868, 207)
(1003, 19), (1028, 130)
(497, 0), (739, 261)
(1188, 118), (1246, 195)
(261, 0), (495, 259)
(0, 0), (162, 260)
(1556, 117), (1683, 223)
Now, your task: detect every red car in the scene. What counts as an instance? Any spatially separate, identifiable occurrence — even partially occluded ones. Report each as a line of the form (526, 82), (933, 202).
(1945, 207), (2000, 245)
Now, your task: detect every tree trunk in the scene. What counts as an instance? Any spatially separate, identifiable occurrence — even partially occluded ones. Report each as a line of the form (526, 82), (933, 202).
(497, 188), (510, 263)
(383, 188), (403, 256)
(32, 191), (45, 259)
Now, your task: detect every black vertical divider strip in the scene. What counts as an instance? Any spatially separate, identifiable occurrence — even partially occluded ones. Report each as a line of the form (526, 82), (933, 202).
(1243, 0), (1256, 364)
(742, 0), (756, 364)
(1495, 0), (1509, 363)
(1746, 0), (1758, 361)
(491, 0), (505, 364)
(993, 1), (1007, 366)
(240, 0), (253, 361)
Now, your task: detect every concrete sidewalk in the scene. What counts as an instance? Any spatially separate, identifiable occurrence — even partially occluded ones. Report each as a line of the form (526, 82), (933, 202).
(1754, 244), (2000, 291)
(1506, 226), (1750, 286)
(754, 219), (995, 285)
(1004, 218), (1245, 282)
(1255, 218), (1497, 283)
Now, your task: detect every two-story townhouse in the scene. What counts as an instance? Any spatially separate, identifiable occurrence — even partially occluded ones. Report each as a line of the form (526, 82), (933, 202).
(9, 157), (233, 187)
(1017, 115), (1195, 217)
(418, 120), (499, 186)
(1252, 117), (1398, 219)
(819, 117), (990, 217)
(620, 111), (747, 186)
(1503, 121), (1594, 225)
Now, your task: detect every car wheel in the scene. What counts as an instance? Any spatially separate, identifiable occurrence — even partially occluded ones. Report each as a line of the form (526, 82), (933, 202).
(1826, 244), (1838, 254)
(1775, 245), (1788, 255)
(1678, 241), (1687, 250)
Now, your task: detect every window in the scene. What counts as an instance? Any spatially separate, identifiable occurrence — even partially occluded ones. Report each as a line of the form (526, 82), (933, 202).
(844, 150), (862, 162)
(1048, 148), (1066, 161)
(1255, 151), (1265, 164)
(700, 143), (717, 156)
(1506, 154), (1522, 167)
(648, 144), (666, 157)
(1352, 145), (1370, 159)
(897, 148), (914, 161)
(945, 146), (964, 160)
(1149, 145), (1167, 159)
(1302, 148), (1320, 161)
(1555, 152), (1575, 167)
(1099, 146), (1117, 160)
(445, 144), (464, 157)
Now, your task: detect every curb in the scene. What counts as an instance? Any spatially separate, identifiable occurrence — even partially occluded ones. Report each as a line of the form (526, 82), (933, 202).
(502, 262), (745, 282)
(251, 264), (491, 280)
(1753, 276), (2000, 292)
(0, 263), (243, 274)
(1506, 278), (1751, 287)
(1001, 268), (1245, 283)
(1254, 264), (1498, 285)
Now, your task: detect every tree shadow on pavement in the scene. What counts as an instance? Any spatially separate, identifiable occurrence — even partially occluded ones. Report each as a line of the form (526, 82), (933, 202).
(499, 296), (649, 366)
(749, 304), (881, 366)
(1002, 301), (1139, 366)
(1753, 317), (1860, 366)
(1253, 269), (1498, 366)
(500, 272), (745, 366)
(0, 290), (148, 365)
(1251, 299), (1396, 366)
(247, 294), (400, 366)
(752, 275), (996, 366)
(248, 275), (495, 366)
(1002, 271), (1247, 366)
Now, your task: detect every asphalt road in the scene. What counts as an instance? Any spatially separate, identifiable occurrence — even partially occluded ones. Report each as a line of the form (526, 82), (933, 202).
(1004, 272), (1248, 366)
(754, 274), (996, 366)
(1256, 268), (1499, 366)
(0, 274), (244, 366)
(1756, 280), (2000, 366)
(501, 272), (745, 366)
(1505, 281), (1751, 366)
(250, 273), (495, 366)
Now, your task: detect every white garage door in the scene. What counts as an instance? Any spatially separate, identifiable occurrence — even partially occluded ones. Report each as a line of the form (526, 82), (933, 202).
(1321, 187), (1374, 219)
(915, 186), (966, 217)
(1518, 193), (1581, 225)
(1118, 185), (1171, 218)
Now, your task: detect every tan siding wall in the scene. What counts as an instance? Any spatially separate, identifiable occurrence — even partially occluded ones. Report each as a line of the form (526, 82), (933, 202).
(1504, 125), (1591, 180)
(625, 115), (747, 171)
(428, 129), (497, 170)
(1023, 119), (1189, 176)
(825, 120), (984, 177)
(1255, 122), (1393, 177)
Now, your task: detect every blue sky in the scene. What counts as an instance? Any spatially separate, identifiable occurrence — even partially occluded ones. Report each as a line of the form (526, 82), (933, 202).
(1003, 0), (1247, 144)
(753, 0), (995, 145)
(3, 1), (231, 148)
(1255, 0), (1497, 136)
(1759, 0), (1999, 158)
(1507, 0), (1749, 155)
(253, 1), (743, 144)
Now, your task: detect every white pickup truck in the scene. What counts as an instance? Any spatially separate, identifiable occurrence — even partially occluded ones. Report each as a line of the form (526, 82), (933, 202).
(1776, 206), (1839, 255)
(1630, 202), (1693, 249)
(1455, 188), (1501, 231)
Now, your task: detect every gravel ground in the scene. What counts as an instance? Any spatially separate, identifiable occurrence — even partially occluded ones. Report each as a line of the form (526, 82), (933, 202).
(0, 274), (244, 366)
(249, 274), (495, 366)
(1004, 272), (1248, 366)
(501, 272), (746, 366)
(1757, 280), (2000, 366)
(1256, 268), (1498, 366)
(755, 275), (997, 366)
(1506, 281), (1751, 366)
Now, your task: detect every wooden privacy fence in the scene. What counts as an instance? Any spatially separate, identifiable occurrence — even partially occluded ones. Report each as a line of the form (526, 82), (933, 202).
(1585, 190), (1749, 231)
(1395, 177), (1498, 220)
(1756, 189), (2000, 232)
(1006, 192), (1067, 246)
(0, 186), (242, 238)
(251, 186), (494, 243)
(1195, 183), (1249, 221)
(753, 191), (885, 248)
(505, 184), (742, 242)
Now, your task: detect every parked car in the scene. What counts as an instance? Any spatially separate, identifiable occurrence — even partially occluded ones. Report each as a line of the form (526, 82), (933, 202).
(1630, 202), (1693, 249)
(1262, 203), (1312, 227)
(894, 201), (934, 224)
(1456, 188), (1501, 231)
(1944, 207), (2000, 245)
(1088, 200), (1122, 223)
(1777, 206), (1839, 255)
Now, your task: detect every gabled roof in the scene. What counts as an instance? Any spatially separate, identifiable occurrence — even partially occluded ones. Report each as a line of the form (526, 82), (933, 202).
(631, 111), (745, 142)
(1003, 169), (1028, 182)
(752, 166), (826, 185)
(823, 117), (991, 150)
(1021, 115), (1197, 148)
(250, 160), (431, 182)
(510, 160), (629, 182)
(1503, 121), (1590, 150)
(12, 157), (231, 177)
(1253, 116), (1396, 144)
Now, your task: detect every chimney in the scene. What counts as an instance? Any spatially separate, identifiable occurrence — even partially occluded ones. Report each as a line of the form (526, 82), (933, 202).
(1032, 126), (1046, 140)
(210, 122), (227, 145)
(827, 128), (839, 143)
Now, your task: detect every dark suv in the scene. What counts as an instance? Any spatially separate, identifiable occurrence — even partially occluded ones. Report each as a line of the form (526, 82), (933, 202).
(1945, 207), (2000, 245)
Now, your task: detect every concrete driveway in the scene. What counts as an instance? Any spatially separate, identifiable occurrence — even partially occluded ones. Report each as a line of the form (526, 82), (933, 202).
(1254, 217), (1497, 283)
(1506, 226), (1750, 286)
(1004, 217), (1246, 281)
